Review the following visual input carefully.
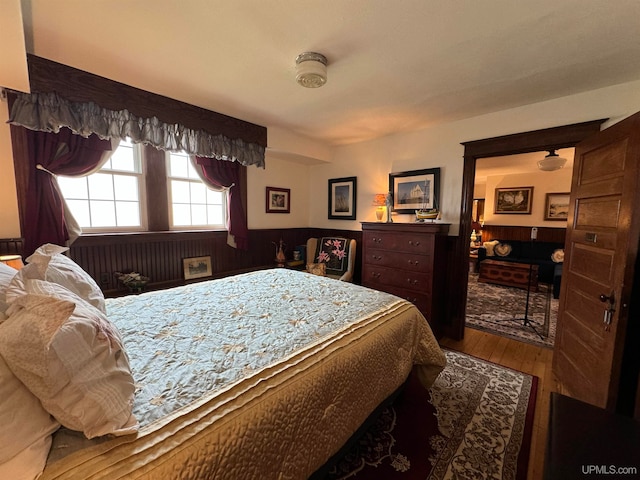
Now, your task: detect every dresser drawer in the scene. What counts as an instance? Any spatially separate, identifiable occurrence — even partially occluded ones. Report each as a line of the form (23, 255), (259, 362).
(364, 231), (434, 255)
(362, 264), (431, 292)
(362, 281), (433, 324)
(365, 248), (432, 272)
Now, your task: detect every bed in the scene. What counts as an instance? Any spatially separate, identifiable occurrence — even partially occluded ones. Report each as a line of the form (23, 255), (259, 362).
(1, 254), (446, 480)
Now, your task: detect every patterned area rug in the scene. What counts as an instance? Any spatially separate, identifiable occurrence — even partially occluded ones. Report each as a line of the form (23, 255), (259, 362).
(321, 350), (537, 480)
(465, 273), (557, 348)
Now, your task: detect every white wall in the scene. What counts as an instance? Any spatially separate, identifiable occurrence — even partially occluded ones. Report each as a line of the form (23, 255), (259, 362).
(484, 169), (572, 227)
(311, 79), (640, 236)
(247, 155), (311, 229)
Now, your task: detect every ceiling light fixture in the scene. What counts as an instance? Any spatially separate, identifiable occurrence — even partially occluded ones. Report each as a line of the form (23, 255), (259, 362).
(295, 52), (327, 88)
(537, 150), (567, 172)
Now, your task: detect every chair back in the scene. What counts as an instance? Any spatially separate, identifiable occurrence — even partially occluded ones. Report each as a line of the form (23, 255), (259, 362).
(306, 237), (356, 282)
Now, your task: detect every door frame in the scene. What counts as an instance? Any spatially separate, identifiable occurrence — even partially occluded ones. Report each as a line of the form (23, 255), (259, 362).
(446, 119), (607, 339)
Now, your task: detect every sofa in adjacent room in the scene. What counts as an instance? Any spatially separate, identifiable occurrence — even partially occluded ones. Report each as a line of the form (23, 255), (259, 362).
(477, 239), (564, 296)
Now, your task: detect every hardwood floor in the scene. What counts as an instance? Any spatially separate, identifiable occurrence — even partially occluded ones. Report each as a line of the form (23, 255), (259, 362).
(440, 328), (560, 480)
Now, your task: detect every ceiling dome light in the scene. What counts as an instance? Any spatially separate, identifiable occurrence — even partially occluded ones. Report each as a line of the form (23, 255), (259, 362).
(538, 150), (567, 171)
(295, 52), (327, 88)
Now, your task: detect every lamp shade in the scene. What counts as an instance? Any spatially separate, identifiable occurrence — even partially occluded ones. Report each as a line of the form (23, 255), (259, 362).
(538, 150), (567, 171)
(295, 52), (327, 88)
(0, 254), (24, 270)
(372, 193), (387, 206)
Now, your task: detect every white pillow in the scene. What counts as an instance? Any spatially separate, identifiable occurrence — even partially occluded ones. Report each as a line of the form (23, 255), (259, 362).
(482, 240), (499, 256)
(0, 354), (60, 479)
(0, 263), (17, 321)
(0, 280), (138, 439)
(7, 243), (105, 314)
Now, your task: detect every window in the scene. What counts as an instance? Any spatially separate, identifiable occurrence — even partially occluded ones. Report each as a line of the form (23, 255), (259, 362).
(57, 140), (227, 232)
(167, 151), (225, 228)
(58, 139), (144, 230)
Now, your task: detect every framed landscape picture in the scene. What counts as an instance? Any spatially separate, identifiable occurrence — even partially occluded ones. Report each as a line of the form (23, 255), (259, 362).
(183, 256), (212, 280)
(545, 192), (570, 221)
(494, 186), (534, 214)
(389, 167), (440, 214)
(328, 176), (357, 220)
(266, 186), (290, 213)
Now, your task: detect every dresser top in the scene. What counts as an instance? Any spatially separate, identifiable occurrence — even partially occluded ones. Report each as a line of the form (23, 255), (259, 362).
(361, 222), (450, 234)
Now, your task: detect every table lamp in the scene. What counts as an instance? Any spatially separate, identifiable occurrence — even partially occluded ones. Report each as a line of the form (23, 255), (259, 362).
(0, 254), (24, 270)
(372, 193), (387, 221)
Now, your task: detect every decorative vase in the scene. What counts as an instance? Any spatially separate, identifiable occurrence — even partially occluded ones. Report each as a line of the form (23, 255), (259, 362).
(273, 239), (286, 267)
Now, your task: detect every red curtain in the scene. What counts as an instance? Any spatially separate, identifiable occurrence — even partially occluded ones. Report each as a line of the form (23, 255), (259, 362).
(194, 156), (249, 250)
(23, 127), (113, 256)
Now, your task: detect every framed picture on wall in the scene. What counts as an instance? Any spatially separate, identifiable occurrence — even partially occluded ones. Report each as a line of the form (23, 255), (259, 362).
(494, 186), (534, 214)
(388, 168), (440, 214)
(266, 186), (290, 213)
(328, 176), (357, 220)
(544, 192), (570, 221)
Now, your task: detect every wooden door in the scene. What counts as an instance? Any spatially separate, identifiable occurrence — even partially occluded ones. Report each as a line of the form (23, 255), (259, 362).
(553, 111), (640, 410)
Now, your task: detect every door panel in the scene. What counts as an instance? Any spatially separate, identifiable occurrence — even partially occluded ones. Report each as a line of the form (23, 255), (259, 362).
(553, 111), (640, 410)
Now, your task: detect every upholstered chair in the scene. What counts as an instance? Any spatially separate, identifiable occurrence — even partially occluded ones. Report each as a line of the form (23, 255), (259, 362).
(306, 237), (356, 282)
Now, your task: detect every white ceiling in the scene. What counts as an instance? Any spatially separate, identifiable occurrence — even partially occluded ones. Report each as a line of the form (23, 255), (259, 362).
(475, 148), (575, 183)
(17, 0), (640, 148)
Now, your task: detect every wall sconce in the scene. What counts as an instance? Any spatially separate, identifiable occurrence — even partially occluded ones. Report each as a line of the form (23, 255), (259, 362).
(372, 193), (387, 221)
(0, 254), (24, 270)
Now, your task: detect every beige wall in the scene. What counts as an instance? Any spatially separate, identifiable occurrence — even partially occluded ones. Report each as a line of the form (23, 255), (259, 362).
(484, 169), (572, 227)
(247, 155), (311, 229)
(2, 79), (640, 239)
(310, 79), (640, 236)
(0, 100), (20, 237)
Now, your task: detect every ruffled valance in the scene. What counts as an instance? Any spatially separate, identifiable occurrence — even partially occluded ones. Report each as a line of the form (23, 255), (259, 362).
(7, 91), (265, 168)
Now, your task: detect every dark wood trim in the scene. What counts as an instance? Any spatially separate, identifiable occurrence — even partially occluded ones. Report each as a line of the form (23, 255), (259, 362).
(26, 54), (267, 147)
(445, 119), (607, 340)
(461, 120), (607, 158)
(480, 225), (567, 244)
(144, 145), (170, 231)
(66, 228), (362, 295)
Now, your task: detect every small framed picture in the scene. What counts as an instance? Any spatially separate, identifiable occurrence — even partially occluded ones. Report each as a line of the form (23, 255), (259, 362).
(328, 176), (357, 220)
(545, 192), (570, 221)
(389, 168), (440, 214)
(494, 187), (534, 214)
(266, 186), (290, 213)
(183, 256), (212, 280)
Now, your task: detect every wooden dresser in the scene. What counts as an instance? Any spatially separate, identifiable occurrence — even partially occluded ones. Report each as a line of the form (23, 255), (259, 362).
(361, 222), (449, 333)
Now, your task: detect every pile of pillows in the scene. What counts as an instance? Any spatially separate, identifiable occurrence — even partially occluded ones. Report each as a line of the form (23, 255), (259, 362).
(0, 244), (137, 480)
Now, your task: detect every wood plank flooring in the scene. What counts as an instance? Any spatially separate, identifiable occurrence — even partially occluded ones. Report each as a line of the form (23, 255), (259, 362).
(440, 328), (560, 480)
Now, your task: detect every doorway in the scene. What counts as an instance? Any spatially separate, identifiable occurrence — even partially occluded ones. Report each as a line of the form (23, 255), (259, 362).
(463, 150), (573, 347)
(445, 119), (606, 340)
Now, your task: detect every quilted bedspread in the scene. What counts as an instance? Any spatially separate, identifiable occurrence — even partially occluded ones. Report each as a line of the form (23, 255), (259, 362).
(42, 269), (446, 479)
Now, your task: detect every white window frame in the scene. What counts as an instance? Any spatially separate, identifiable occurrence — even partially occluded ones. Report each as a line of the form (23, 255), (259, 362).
(58, 140), (147, 233)
(165, 151), (227, 231)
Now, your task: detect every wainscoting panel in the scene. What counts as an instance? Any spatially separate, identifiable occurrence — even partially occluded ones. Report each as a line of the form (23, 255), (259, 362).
(0, 238), (23, 256)
(66, 228), (362, 296)
(480, 225), (567, 244)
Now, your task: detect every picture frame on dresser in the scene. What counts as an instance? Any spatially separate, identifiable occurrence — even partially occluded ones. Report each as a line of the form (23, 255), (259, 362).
(328, 176), (357, 220)
(494, 186), (534, 214)
(388, 168), (440, 214)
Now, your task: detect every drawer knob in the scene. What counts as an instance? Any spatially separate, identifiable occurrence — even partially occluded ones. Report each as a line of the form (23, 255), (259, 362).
(406, 278), (418, 285)
(372, 272), (381, 278)
(408, 260), (419, 266)
(408, 240), (421, 246)
(373, 255), (382, 260)
(373, 237), (382, 243)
